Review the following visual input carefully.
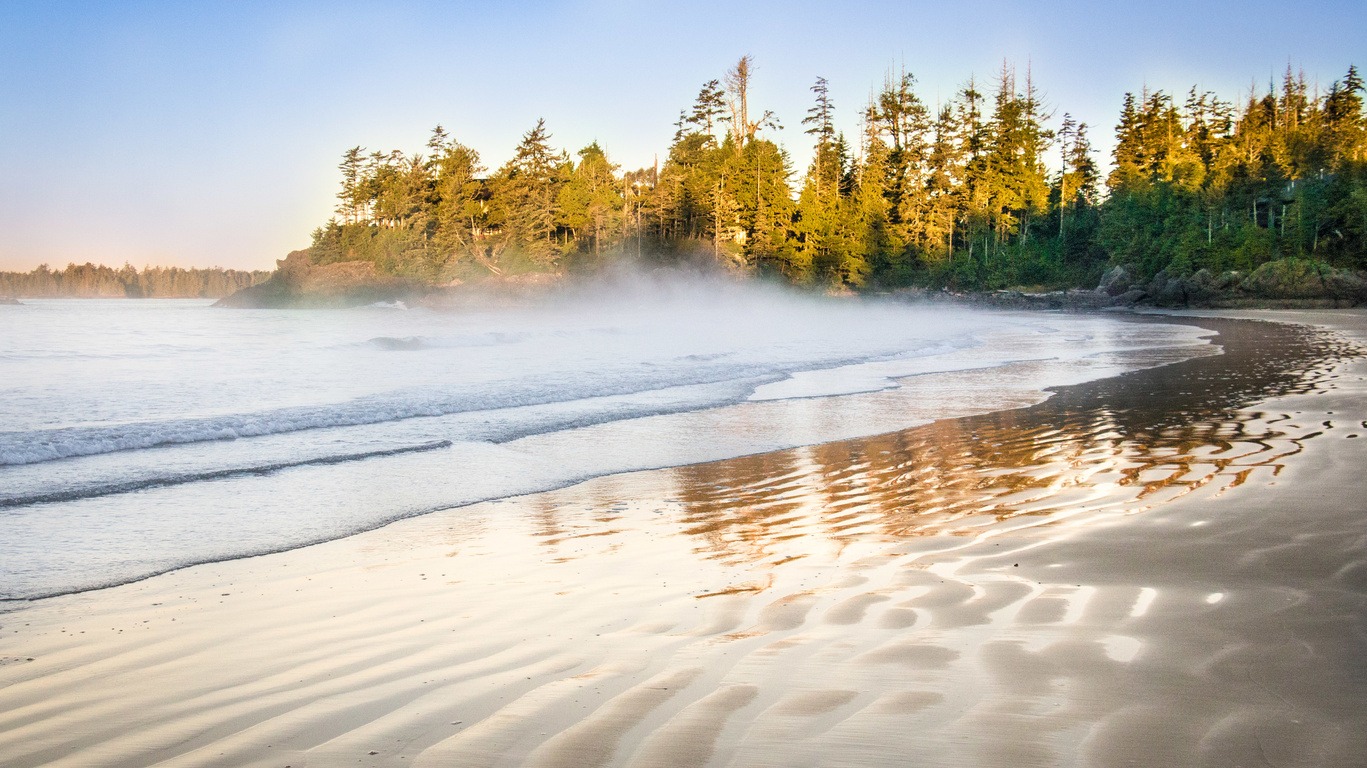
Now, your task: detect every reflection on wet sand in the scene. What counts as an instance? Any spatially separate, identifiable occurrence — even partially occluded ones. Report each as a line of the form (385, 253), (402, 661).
(495, 318), (1366, 766)
(538, 319), (1351, 571)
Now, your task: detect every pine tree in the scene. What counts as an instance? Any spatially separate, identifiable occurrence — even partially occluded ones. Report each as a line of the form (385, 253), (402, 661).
(796, 77), (853, 284)
(1110, 93), (1144, 192)
(431, 138), (487, 270)
(922, 105), (963, 263)
(687, 80), (728, 139)
(1066, 121), (1099, 206)
(873, 70), (931, 251)
(983, 64), (1052, 250)
(556, 142), (624, 258)
(336, 147), (364, 224)
(853, 102), (900, 282)
(488, 119), (567, 266)
(802, 76), (838, 196)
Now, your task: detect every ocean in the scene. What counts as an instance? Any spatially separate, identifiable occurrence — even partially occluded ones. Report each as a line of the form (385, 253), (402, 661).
(0, 280), (1214, 601)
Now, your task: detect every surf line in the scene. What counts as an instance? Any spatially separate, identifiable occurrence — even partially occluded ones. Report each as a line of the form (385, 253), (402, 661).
(0, 440), (454, 509)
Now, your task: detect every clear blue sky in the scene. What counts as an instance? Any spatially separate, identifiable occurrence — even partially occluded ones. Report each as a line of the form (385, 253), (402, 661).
(1, 0), (1361, 271)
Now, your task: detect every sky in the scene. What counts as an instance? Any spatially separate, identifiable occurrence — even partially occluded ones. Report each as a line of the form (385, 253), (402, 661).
(1, 0), (1362, 271)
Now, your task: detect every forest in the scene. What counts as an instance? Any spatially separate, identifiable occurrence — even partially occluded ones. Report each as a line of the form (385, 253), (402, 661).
(300, 58), (1367, 292)
(0, 262), (271, 298)
(8, 59), (1360, 300)
(306, 58), (1365, 292)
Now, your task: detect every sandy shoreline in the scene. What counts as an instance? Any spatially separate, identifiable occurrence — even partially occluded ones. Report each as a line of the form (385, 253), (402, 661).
(1, 310), (1365, 767)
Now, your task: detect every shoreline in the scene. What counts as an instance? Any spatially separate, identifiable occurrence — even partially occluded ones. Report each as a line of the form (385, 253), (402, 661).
(0, 304), (1212, 604)
(0, 309), (1364, 766)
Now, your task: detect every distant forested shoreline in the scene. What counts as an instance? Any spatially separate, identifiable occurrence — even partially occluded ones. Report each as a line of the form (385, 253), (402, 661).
(0, 263), (272, 298)
(298, 57), (1365, 294)
(10, 58), (1363, 305)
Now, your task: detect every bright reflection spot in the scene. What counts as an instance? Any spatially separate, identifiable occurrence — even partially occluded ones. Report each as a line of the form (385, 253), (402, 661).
(1101, 635), (1142, 663)
(1129, 587), (1158, 618)
(1206, 592), (1225, 604)
(1060, 586), (1096, 625)
(1190, 520), (1208, 527)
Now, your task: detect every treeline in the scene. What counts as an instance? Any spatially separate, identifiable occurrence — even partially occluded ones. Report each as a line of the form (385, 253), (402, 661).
(0, 263), (272, 298)
(1101, 68), (1366, 279)
(309, 58), (1366, 290)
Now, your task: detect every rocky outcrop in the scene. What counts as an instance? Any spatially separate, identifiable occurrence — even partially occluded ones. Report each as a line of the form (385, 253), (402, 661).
(215, 249), (571, 309)
(956, 259), (1367, 311)
(1096, 266), (1134, 297)
(215, 251), (424, 308)
(1139, 259), (1367, 308)
(1237, 259), (1367, 303)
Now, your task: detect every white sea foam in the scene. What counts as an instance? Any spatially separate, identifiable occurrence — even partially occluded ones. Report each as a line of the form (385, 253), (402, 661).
(0, 286), (1213, 600)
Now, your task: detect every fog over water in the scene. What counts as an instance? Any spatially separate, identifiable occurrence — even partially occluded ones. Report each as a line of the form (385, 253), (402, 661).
(0, 275), (1215, 600)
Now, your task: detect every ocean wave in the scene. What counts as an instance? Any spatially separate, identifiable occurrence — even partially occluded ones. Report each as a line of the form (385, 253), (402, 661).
(368, 336), (427, 351)
(0, 440), (452, 509)
(0, 376), (779, 509)
(0, 359), (856, 466)
(362, 330), (532, 351)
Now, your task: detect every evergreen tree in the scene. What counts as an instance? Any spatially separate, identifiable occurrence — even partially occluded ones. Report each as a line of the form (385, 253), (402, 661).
(688, 79), (728, 139)
(921, 105), (963, 264)
(796, 77), (855, 284)
(336, 146), (364, 224)
(852, 102), (900, 283)
(556, 142), (624, 259)
(874, 71), (931, 254)
(802, 76), (839, 195)
(488, 119), (567, 267)
(288, 57), (1365, 293)
(430, 138), (487, 274)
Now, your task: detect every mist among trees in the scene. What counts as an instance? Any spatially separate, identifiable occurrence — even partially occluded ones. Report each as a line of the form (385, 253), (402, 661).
(306, 58), (1365, 291)
(10, 58), (1360, 299)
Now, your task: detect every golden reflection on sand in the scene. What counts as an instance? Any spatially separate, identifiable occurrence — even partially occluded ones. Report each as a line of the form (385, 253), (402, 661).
(525, 321), (1354, 579)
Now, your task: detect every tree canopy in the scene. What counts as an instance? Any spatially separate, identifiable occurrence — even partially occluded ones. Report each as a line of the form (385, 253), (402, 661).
(302, 58), (1366, 291)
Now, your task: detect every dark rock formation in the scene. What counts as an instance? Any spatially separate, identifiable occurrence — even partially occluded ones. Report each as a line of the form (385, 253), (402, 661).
(1096, 266), (1134, 297)
(951, 259), (1366, 312)
(1237, 259), (1367, 303)
(1139, 259), (1367, 308)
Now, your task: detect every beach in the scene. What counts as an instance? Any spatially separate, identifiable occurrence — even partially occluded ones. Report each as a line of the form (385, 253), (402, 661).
(1, 308), (1365, 767)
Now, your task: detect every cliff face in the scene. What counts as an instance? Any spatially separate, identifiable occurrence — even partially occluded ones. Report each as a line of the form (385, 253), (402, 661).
(214, 251), (422, 308)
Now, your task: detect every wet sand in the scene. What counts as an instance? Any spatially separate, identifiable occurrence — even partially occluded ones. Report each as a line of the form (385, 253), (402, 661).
(1, 310), (1364, 767)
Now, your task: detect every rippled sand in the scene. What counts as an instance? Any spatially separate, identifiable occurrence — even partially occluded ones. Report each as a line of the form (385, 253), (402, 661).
(1, 311), (1364, 767)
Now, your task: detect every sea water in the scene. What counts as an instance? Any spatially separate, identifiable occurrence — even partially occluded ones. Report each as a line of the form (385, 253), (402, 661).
(0, 280), (1214, 600)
